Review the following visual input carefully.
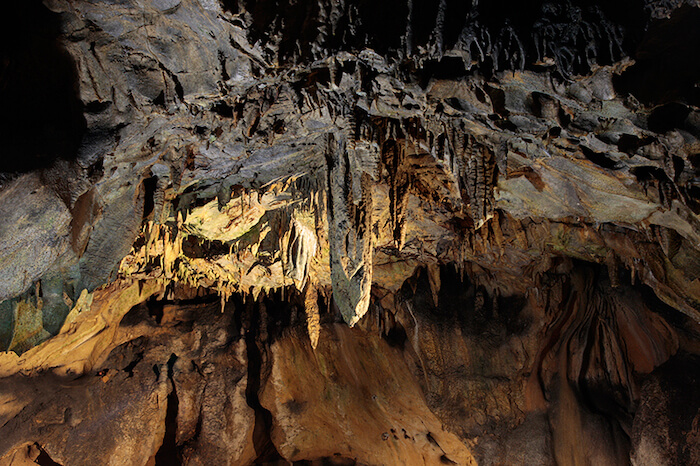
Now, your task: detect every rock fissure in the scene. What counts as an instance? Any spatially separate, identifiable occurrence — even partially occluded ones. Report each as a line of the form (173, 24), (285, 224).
(243, 298), (284, 464)
(154, 353), (181, 465)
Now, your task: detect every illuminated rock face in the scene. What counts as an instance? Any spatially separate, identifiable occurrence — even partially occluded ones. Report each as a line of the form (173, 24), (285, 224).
(1, 0), (700, 464)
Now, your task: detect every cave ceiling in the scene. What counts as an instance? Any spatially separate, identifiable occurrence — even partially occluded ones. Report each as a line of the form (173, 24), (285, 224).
(1, 0), (700, 465)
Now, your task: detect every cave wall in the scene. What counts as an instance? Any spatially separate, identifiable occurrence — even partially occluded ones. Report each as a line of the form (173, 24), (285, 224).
(1, 0), (700, 464)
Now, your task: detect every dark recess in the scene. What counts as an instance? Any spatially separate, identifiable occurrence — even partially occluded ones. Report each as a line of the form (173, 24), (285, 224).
(293, 457), (358, 465)
(383, 323), (408, 349)
(123, 351), (144, 378)
(142, 176), (158, 220)
(647, 102), (691, 133)
(581, 146), (619, 170)
(0, 1), (86, 173)
(242, 296), (285, 464)
(615, 5), (700, 105)
(212, 101), (235, 118)
(147, 295), (165, 324)
(154, 354), (181, 465)
(34, 443), (63, 466)
(649, 354), (700, 465)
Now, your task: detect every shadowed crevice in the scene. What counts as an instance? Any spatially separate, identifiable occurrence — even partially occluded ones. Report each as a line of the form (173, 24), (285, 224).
(0, 1), (86, 174)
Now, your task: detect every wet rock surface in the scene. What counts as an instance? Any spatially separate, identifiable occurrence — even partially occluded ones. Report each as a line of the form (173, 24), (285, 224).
(1, 0), (700, 464)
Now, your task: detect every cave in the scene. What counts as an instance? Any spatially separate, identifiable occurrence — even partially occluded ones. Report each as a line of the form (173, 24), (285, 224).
(1, 0), (700, 465)
(0, 2), (86, 175)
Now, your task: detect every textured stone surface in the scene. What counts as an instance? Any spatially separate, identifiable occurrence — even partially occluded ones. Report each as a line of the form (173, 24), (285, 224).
(261, 324), (476, 464)
(1, 0), (700, 464)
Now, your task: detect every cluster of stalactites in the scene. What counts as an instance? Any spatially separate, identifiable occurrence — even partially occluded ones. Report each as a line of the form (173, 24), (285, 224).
(229, 0), (636, 77)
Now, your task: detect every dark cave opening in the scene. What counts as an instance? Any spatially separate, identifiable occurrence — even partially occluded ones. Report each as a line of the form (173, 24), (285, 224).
(242, 295), (285, 464)
(141, 176), (158, 220)
(647, 102), (692, 133)
(0, 1), (86, 174)
(397, 263), (529, 338)
(581, 146), (620, 170)
(382, 323), (408, 349)
(614, 5), (700, 105)
(33, 443), (63, 466)
(394, 258), (692, 455)
(154, 354), (182, 466)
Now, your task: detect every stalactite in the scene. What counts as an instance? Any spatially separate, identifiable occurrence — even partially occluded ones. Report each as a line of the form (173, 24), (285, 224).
(304, 281), (321, 349)
(325, 132), (373, 326)
(429, 0), (448, 57)
(405, 0), (414, 57)
(427, 263), (441, 307)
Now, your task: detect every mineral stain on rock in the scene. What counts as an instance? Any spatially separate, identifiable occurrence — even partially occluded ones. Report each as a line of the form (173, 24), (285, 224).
(1, 0), (700, 464)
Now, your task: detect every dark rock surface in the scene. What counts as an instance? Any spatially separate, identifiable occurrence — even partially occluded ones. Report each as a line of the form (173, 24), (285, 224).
(1, 0), (700, 464)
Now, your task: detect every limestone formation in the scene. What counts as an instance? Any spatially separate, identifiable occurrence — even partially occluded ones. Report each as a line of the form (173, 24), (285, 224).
(1, 0), (700, 464)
